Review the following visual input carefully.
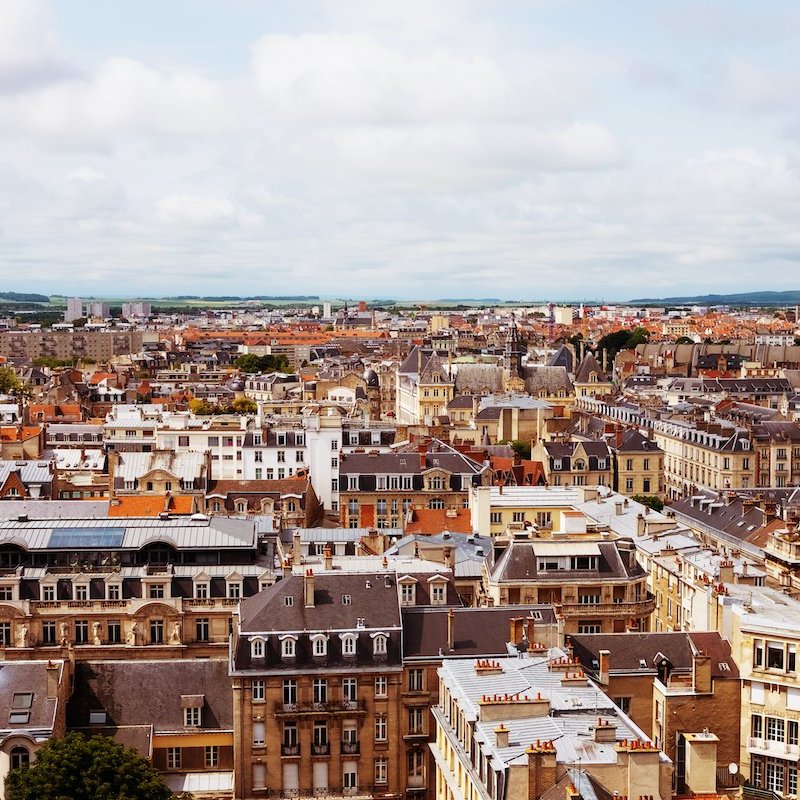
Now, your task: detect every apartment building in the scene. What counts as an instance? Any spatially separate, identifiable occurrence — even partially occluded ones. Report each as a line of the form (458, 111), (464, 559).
(432, 652), (672, 800)
(613, 429), (665, 499)
(484, 528), (654, 634)
(0, 515), (271, 661)
(230, 571), (405, 800)
(396, 347), (454, 425)
(731, 588), (800, 796)
(0, 330), (143, 361)
(339, 441), (489, 530)
(532, 439), (613, 487)
(570, 631), (741, 788)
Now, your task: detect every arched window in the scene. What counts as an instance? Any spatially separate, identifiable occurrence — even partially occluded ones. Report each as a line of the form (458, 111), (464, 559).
(236, 501), (247, 514)
(311, 634), (328, 657)
(10, 746), (29, 770)
(250, 637), (265, 659)
(281, 636), (296, 659)
(372, 634), (387, 655)
(287, 501), (297, 513)
(340, 633), (357, 656)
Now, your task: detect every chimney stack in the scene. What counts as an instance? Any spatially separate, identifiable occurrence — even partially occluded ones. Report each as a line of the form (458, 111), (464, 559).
(292, 530), (302, 567)
(304, 569), (315, 607)
(525, 616), (536, 650)
(495, 724), (509, 748)
(46, 660), (60, 699)
(282, 557), (291, 579)
(447, 608), (455, 652)
(692, 651), (712, 694)
(598, 649), (611, 685)
(323, 546), (333, 571)
(526, 742), (557, 799)
(509, 617), (524, 646)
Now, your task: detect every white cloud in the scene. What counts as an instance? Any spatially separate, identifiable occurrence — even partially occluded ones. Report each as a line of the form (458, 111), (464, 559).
(155, 193), (237, 227)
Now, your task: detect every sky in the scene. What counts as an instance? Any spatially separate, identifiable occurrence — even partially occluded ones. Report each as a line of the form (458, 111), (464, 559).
(2, 0), (800, 302)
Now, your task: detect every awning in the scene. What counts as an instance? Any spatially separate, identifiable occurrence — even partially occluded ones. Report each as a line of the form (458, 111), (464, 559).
(165, 771), (234, 794)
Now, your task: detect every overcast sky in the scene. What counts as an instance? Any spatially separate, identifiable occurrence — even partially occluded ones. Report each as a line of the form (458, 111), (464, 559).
(2, 0), (800, 301)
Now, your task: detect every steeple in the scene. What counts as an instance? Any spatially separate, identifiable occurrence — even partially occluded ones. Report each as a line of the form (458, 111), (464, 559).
(505, 313), (524, 377)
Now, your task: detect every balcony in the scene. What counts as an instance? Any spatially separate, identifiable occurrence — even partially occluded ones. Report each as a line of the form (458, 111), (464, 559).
(340, 741), (360, 755)
(561, 594), (656, 619)
(275, 700), (366, 717)
(281, 744), (301, 757)
(311, 743), (330, 756)
(269, 786), (380, 799)
(747, 736), (800, 759)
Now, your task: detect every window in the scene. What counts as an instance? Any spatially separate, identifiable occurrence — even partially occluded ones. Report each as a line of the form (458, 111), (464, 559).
(10, 746), (29, 771)
(332, 440), (339, 451)
(107, 583), (120, 600)
(194, 581), (209, 599)
(409, 669), (424, 692)
(253, 721), (266, 747)
(400, 583), (415, 605)
(331, 457), (338, 469)
(408, 750), (424, 779)
(577, 621), (602, 634)
(178, 436), (189, 447)
(149, 584), (164, 599)
(373, 634), (387, 655)
(766, 717), (785, 742)
(343, 762), (358, 790)
(75, 620), (89, 644)
(342, 678), (357, 702)
(277, 451), (286, 463)
(0, 586), (12, 600)
(408, 707), (425, 734)
(313, 635), (328, 657)
(227, 582), (241, 599)
(789, 720), (799, 746)
(205, 746), (219, 768)
(150, 619), (164, 644)
(341, 634), (357, 657)
(314, 679), (328, 704)
(375, 676), (388, 697)
(184, 706), (201, 727)
(613, 697), (631, 714)
(282, 637), (296, 658)
(107, 620), (121, 644)
(431, 585), (445, 604)
(512, 511), (525, 523)
(752, 714), (763, 739)
(244, 678), (264, 703)
(42, 620), (56, 644)
(375, 758), (388, 785)
(253, 764), (266, 788)
(754, 640), (764, 668)
(767, 641), (784, 670)
(375, 714), (387, 741)
(42, 584), (55, 601)
(196, 618), (209, 642)
(167, 748), (182, 770)
(75, 584), (88, 601)
(251, 638), (265, 658)
(283, 679), (297, 705)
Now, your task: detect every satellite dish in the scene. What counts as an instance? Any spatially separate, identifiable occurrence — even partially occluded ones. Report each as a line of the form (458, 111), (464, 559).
(728, 763), (739, 775)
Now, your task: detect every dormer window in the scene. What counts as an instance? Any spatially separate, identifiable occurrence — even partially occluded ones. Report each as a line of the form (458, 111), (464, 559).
(280, 635), (297, 659)
(340, 633), (357, 657)
(311, 634), (328, 657)
(372, 634), (387, 655)
(194, 582), (209, 599)
(250, 637), (266, 659)
(398, 577), (417, 606)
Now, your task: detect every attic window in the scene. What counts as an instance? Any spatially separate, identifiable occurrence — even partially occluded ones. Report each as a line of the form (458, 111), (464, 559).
(9, 712), (30, 724)
(284, 596), (294, 606)
(342, 595), (352, 605)
(89, 711), (107, 725)
(718, 662), (731, 671)
(639, 659), (647, 668)
(11, 693), (33, 709)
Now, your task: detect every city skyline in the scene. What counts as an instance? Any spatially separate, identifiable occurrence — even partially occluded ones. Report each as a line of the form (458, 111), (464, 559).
(2, 1), (800, 299)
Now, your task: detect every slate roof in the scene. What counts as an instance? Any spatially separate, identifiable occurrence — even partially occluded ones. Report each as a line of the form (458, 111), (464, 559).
(68, 659), (233, 737)
(0, 660), (63, 737)
(574, 352), (610, 384)
(402, 606), (557, 659)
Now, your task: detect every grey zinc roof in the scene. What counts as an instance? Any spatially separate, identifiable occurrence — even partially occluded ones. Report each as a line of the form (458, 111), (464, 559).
(114, 450), (207, 481)
(0, 515), (256, 551)
(0, 460), (52, 484)
(0, 500), (111, 520)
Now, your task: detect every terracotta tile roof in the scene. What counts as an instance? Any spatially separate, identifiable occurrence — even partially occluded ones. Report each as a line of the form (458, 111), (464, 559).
(405, 508), (473, 535)
(0, 426), (41, 441)
(108, 495), (195, 517)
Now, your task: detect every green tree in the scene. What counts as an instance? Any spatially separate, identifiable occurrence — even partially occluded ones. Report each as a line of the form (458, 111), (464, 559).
(5, 732), (174, 800)
(0, 365), (21, 394)
(631, 494), (664, 512)
(189, 398), (216, 415)
(596, 327), (650, 363)
(674, 336), (693, 344)
(232, 396), (257, 414)
(234, 354), (290, 373)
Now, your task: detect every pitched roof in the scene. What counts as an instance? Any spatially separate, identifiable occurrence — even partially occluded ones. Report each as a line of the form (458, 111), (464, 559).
(108, 495), (196, 517)
(574, 352), (610, 383)
(405, 508), (473, 535)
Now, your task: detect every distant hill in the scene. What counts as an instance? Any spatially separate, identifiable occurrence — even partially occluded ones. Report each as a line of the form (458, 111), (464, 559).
(0, 292), (49, 303)
(629, 290), (800, 306)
